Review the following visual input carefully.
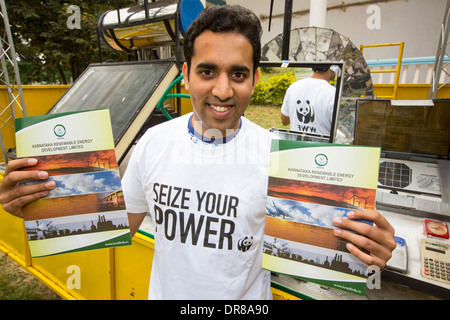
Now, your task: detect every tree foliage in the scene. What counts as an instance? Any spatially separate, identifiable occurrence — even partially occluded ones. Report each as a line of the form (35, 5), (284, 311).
(251, 71), (296, 106)
(4, 0), (135, 84)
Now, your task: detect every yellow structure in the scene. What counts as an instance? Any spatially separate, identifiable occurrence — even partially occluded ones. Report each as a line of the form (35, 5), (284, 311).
(373, 83), (450, 100)
(360, 42), (405, 100)
(0, 85), (70, 163)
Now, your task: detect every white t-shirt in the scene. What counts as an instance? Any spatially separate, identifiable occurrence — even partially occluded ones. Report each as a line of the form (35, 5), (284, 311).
(122, 113), (274, 300)
(281, 78), (336, 135)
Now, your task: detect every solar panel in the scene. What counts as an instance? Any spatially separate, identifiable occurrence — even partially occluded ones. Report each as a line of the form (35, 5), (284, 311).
(378, 161), (411, 189)
(49, 60), (179, 163)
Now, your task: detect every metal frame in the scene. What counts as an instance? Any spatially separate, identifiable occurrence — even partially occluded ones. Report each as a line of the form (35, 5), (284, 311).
(97, 0), (183, 66)
(429, 0), (450, 99)
(97, 0), (186, 117)
(0, 0), (26, 164)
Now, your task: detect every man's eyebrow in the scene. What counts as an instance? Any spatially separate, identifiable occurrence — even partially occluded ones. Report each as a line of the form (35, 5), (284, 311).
(195, 62), (251, 73)
(196, 62), (217, 70)
(231, 65), (251, 73)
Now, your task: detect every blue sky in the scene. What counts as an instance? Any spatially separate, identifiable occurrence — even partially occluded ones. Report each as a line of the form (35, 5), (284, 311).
(266, 196), (352, 228)
(47, 170), (122, 198)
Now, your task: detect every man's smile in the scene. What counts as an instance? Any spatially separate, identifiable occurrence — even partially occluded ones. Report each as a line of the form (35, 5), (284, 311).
(209, 104), (233, 113)
(208, 103), (235, 117)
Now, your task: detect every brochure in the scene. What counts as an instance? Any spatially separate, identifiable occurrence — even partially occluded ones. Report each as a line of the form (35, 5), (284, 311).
(263, 139), (380, 296)
(15, 109), (131, 258)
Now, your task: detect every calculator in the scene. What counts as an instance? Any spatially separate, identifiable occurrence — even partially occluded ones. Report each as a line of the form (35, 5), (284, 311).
(420, 238), (450, 284)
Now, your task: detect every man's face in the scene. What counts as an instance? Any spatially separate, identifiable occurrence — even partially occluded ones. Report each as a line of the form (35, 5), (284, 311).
(182, 30), (259, 138)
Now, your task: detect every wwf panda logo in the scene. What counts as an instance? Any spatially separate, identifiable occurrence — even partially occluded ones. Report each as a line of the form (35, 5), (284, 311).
(237, 236), (254, 252)
(296, 99), (315, 124)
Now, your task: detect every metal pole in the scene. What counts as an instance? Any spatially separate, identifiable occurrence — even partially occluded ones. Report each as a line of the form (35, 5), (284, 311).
(429, 0), (450, 99)
(268, 0), (274, 32)
(0, 0), (26, 117)
(281, 0), (293, 60)
(0, 129), (7, 165)
(0, 40), (16, 119)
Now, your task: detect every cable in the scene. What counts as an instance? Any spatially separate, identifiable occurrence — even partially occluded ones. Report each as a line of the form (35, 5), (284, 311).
(156, 74), (190, 120)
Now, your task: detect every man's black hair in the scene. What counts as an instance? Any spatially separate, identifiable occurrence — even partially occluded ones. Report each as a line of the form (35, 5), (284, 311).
(183, 5), (262, 76)
(312, 66), (330, 73)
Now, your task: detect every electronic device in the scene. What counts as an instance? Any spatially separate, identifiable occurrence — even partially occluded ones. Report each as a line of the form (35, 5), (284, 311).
(424, 219), (449, 239)
(377, 158), (442, 197)
(420, 238), (450, 284)
(386, 236), (408, 273)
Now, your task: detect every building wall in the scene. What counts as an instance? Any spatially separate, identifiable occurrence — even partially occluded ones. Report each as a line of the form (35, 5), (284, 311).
(227, 0), (446, 61)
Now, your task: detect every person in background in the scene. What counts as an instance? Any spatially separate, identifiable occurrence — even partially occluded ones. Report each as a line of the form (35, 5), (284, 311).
(281, 65), (340, 136)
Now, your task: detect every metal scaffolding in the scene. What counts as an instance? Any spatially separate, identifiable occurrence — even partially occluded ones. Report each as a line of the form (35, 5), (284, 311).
(429, 0), (450, 99)
(0, 0), (26, 164)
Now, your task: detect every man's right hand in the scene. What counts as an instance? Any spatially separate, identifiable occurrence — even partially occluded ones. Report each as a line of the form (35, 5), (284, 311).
(0, 158), (55, 218)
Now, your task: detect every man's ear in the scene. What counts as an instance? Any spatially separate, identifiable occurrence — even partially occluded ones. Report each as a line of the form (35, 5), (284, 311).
(182, 62), (189, 91)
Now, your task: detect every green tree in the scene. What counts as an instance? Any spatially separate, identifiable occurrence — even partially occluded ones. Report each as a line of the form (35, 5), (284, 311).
(251, 71), (296, 106)
(4, 0), (134, 84)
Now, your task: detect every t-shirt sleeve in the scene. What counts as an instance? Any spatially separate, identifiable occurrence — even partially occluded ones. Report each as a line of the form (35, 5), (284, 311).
(122, 144), (149, 214)
(280, 86), (291, 116)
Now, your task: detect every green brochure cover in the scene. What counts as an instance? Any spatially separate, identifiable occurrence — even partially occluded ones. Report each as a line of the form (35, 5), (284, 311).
(263, 139), (380, 296)
(15, 109), (131, 258)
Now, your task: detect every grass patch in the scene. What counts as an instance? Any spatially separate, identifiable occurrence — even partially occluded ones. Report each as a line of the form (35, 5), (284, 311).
(245, 104), (289, 130)
(0, 254), (61, 300)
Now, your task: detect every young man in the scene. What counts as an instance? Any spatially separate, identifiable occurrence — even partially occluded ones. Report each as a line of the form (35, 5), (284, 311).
(122, 5), (276, 299)
(0, 5), (395, 300)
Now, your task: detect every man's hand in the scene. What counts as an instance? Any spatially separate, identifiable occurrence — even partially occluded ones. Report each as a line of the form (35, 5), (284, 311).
(0, 158), (55, 218)
(333, 210), (396, 269)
